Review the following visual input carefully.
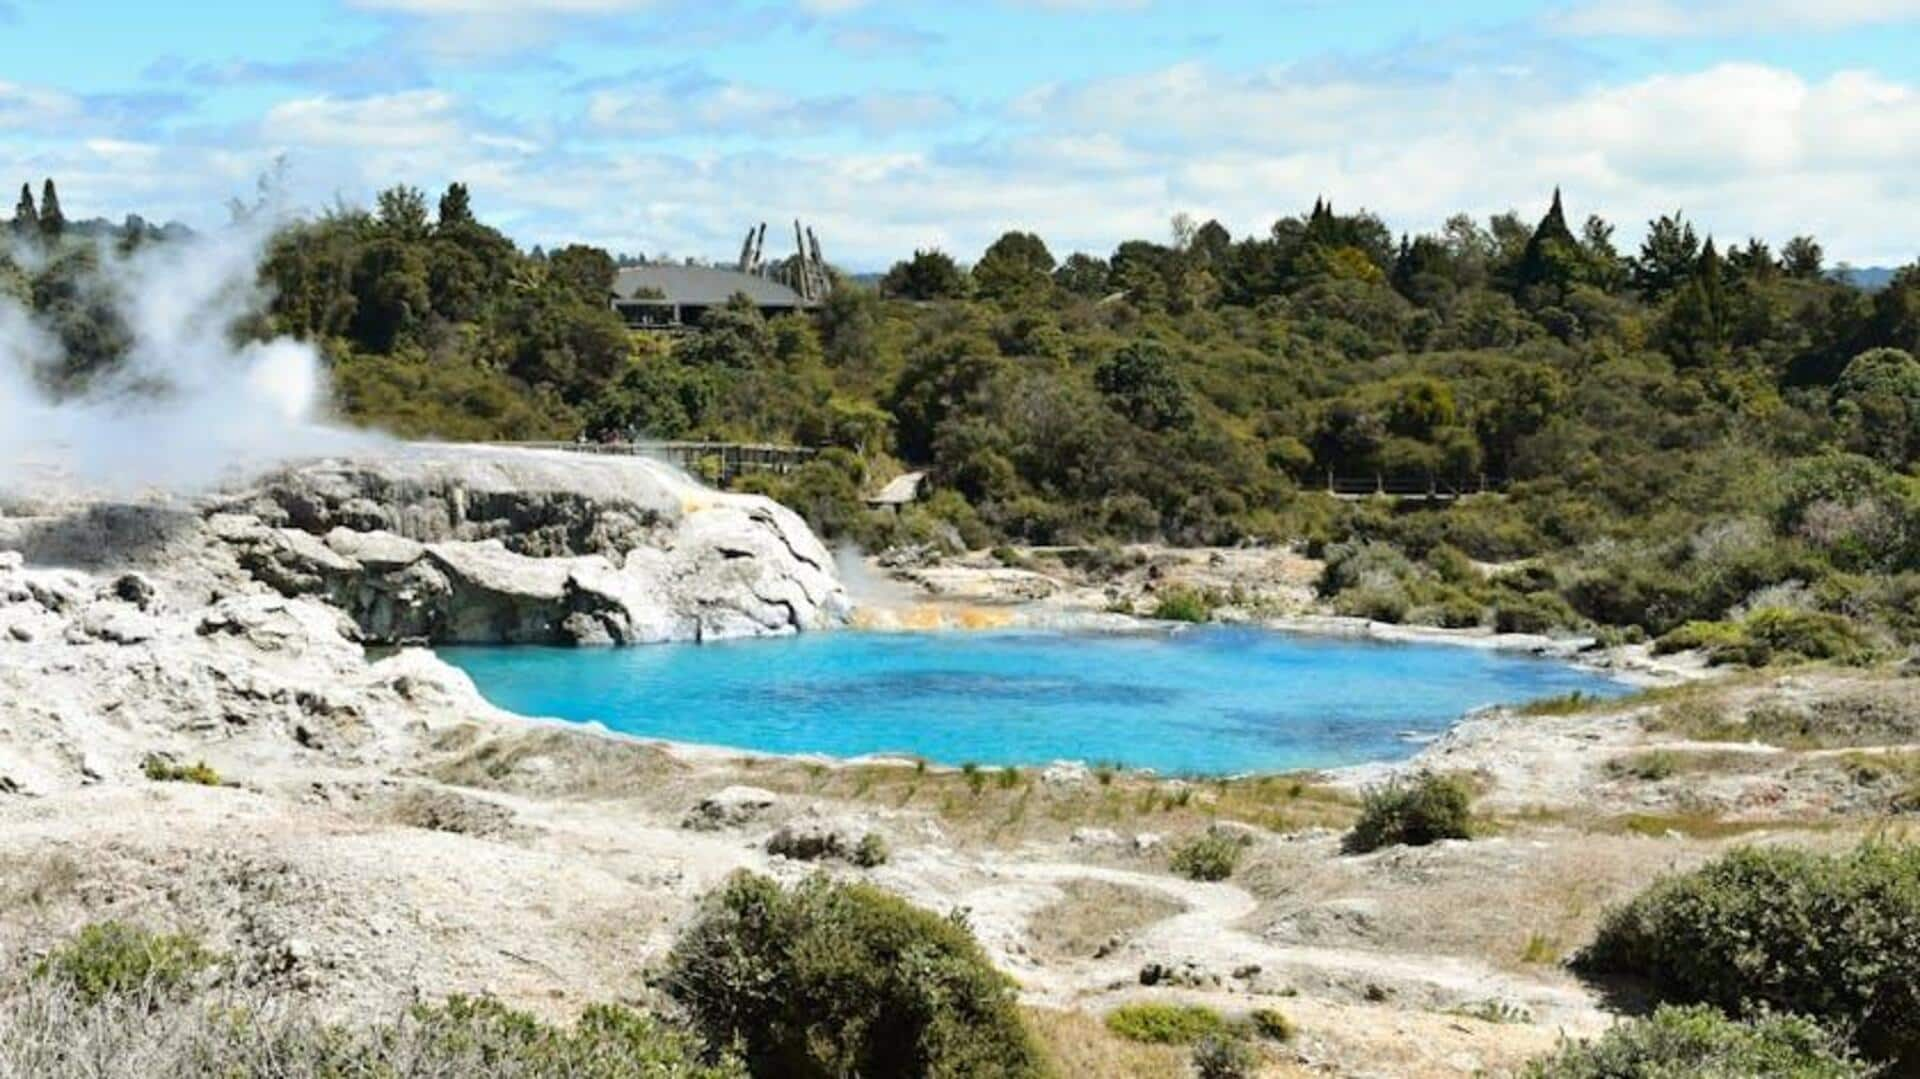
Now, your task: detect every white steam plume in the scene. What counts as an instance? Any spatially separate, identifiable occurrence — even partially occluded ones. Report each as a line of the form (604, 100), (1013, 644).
(0, 215), (375, 495)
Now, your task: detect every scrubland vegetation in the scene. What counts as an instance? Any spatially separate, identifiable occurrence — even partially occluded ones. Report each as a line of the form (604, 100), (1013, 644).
(6, 181), (1916, 656)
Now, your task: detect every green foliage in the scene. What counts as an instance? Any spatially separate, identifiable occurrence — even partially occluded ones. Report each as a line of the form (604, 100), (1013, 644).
(661, 872), (1044, 1079)
(1524, 1005), (1869, 1079)
(1492, 591), (1578, 635)
(395, 996), (740, 1078)
(851, 832), (890, 868)
(881, 249), (970, 300)
(1191, 1034), (1260, 1079)
(1246, 1008), (1295, 1042)
(1344, 772), (1474, 854)
(32, 922), (214, 1005)
(1169, 828), (1249, 882)
(1579, 843), (1920, 1067)
(1150, 586), (1216, 623)
(1103, 1003), (1228, 1045)
(1655, 608), (1877, 667)
(142, 756), (222, 786)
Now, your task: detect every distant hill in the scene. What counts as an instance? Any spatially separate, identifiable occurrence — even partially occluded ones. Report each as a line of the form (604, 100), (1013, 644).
(1834, 266), (1901, 291)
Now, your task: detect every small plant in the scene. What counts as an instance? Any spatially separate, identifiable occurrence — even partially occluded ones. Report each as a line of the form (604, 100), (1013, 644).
(1104, 1002), (1228, 1045)
(1192, 1033), (1259, 1079)
(1452, 999), (1535, 1025)
(1520, 932), (1559, 965)
(1609, 749), (1681, 781)
(962, 762), (986, 795)
(142, 756), (222, 786)
(33, 922), (215, 1005)
(1578, 842), (1920, 1068)
(1343, 771), (1473, 854)
(1151, 587), (1216, 624)
(1170, 828), (1249, 882)
(1518, 690), (1597, 716)
(1522, 1005), (1869, 1078)
(851, 832), (890, 868)
(1094, 763), (1117, 787)
(996, 766), (1020, 789)
(1247, 1007), (1294, 1042)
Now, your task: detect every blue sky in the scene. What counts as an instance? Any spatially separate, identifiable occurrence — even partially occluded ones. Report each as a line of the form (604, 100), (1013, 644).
(1, 0), (1915, 268)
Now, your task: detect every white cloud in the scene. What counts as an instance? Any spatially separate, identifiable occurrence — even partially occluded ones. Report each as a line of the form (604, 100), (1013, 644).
(348, 0), (651, 12)
(1553, 0), (1920, 36)
(0, 81), (83, 132)
(586, 77), (960, 138)
(264, 91), (470, 149)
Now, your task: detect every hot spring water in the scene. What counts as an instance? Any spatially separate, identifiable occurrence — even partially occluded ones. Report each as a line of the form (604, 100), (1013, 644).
(439, 626), (1627, 776)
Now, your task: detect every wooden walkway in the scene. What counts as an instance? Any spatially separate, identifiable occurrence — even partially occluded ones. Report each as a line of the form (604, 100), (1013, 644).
(500, 441), (817, 484)
(1323, 474), (1507, 503)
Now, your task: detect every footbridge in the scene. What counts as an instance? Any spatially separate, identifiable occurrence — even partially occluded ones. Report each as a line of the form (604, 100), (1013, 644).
(1322, 474), (1508, 503)
(498, 441), (818, 485)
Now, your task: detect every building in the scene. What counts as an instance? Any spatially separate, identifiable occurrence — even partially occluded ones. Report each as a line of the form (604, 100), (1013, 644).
(611, 265), (813, 329)
(610, 220), (833, 330)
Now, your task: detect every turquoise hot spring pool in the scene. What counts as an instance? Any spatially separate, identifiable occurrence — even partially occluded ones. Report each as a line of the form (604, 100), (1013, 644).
(437, 626), (1629, 776)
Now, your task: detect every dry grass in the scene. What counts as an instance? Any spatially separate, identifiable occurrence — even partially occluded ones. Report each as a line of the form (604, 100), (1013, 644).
(428, 726), (684, 799)
(1023, 1007), (1195, 1079)
(1028, 880), (1185, 962)
(724, 758), (1357, 846)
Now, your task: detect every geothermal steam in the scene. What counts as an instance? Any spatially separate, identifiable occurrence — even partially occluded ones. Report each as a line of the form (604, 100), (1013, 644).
(0, 218), (372, 493)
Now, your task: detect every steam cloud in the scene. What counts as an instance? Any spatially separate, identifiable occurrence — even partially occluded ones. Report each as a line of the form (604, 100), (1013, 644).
(0, 217), (374, 495)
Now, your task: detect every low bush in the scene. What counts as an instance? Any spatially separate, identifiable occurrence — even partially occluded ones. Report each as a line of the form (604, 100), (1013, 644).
(1523, 1005), (1868, 1078)
(1492, 591), (1577, 635)
(1657, 609), (1877, 666)
(1578, 843), (1920, 1068)
(32, 922), (214, 1005)
(1247, 1007), (1294, 1042)
(1191, 1034), (1259, 1079)
(1150, 586), (1216, 623)
(141, 756), (221, 786)
(1343, 772), (1473, 854)
(1169, 829), (1249, 882)
(1104, 1003), (1228, 1045)
(851, 832), (890, 868)
(1333, 582), (1411, 624)
(661, 872), (1044, 1078)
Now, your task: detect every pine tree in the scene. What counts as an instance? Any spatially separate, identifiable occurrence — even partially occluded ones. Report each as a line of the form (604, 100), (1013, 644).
(1518, 187), (1582, 294)
(437, 182), (474, 229)
(38, 178), (65, 241)
(10, 183), (35, 237)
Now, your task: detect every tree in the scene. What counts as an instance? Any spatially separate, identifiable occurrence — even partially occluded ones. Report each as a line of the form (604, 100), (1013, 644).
(1781, 235), (1825, 279)
(547, 244), (617, 304)
(374, 184), (430, 240)
(10, 183), (36, 238)
(879, 248), (969, 300)
(971, 230), (1055, 304)
(38, 178), (65, 242)
(1631, 211), (1700, 299)
(1094, 340), (1194, 432)
(436, 182), (475, 229)
(1053, 252), (1111, 298)
(1833, 348), (1920, 468)
(1662, 239), (1729, 367)
(1517, 188), (1584, 295)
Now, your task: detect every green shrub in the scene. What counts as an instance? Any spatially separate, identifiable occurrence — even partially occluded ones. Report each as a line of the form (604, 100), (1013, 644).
(1247, 1007), (1294, 1042)
(1429, 592), (1486, 629)
(1151, 587), (1216, 623)
(661, 872), (1044, 1078)
(1343, 772), (1473, 854)
(1523, 1005), (1868, 1079)
(851, 832), (890, 868)
(1492, 591), (1577, 635)
(32, 922), (215, 1004)
(1578, 843), (1920, 1067)
(1191, 1033), (1259, 1079)
(1104, 1002), (1228, 1045)
(1170, 829), (1249, 882)
(400, 996), (739, 1078)
(1333, 582), (1411, 624)
(142, 756), (222, 786)
(1657, 610), (1877, 666)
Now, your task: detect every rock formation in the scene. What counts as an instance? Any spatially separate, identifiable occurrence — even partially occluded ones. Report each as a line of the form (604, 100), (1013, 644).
(0, 445), (851, 795)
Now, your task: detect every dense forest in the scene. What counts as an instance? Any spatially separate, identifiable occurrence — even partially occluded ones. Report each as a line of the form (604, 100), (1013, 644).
(4, 178), (1917, 654)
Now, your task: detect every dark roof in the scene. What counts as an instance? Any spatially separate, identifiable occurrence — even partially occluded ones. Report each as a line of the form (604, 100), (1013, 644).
(613, 265), (810, 308)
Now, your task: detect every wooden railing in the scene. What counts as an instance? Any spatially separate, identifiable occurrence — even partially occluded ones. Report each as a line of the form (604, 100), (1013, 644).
(1323, 473), (1507, 501)
(498, 441), (818, 484)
